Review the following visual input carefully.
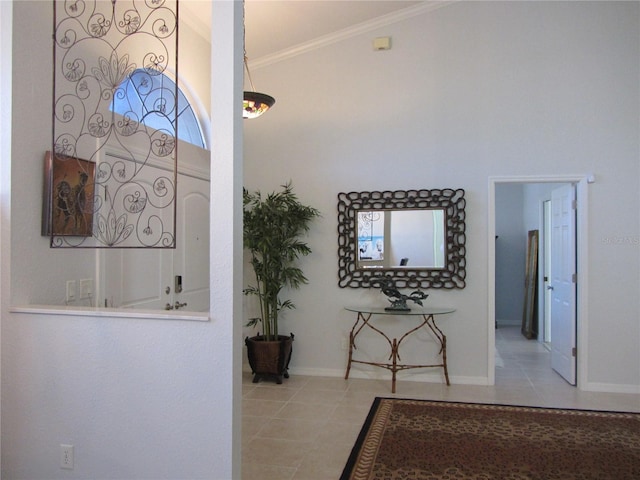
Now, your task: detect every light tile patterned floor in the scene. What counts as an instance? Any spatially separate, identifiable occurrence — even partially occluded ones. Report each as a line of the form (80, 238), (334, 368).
(241, 325), (640, 480)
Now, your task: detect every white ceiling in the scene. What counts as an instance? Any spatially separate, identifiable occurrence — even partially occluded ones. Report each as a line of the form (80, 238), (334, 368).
(181, 1), (424, 60)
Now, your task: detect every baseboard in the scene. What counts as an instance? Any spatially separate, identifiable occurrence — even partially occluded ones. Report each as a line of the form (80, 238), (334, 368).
(243, 362), (638, 392)
(495, 319), (520, 327)
(286, 366), (490, 385)
(583, 382), (640, 394)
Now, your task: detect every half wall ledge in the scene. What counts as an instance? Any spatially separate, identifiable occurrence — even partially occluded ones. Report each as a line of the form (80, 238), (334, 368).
(10, 305), (210, 322)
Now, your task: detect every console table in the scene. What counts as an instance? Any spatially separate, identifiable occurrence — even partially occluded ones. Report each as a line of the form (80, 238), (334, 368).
(344, 306), (455, 393)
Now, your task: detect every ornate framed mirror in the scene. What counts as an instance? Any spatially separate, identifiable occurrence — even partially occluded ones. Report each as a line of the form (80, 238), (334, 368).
(337, 188), (466, 289)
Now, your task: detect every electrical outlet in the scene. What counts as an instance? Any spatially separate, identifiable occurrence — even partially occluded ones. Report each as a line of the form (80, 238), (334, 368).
(66, 280), (76, 302)
(60, 444), (74, 469)
(79, 278), (92, 299)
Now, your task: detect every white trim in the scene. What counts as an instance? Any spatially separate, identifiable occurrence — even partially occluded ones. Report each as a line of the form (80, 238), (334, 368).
(575, 177), (590, 390)
(171, 70), (211, 150)
(250, 1), (456, 69)
(487, 181), (497, 385)
(210, 2), (244, 477)
(0, 1), (14, 460)
(488, 175), (590, 389)
(538, 198), (552, 345)
(286, 366), (488, 385)
(584, 382), (640, 395)
(10, 305), (209, 322)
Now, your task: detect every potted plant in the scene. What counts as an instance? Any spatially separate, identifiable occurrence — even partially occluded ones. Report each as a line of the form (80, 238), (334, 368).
(243, 182), (321, 384)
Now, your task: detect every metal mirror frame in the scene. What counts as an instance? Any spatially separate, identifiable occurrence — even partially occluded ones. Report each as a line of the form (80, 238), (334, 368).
(337, 188), (466, 289)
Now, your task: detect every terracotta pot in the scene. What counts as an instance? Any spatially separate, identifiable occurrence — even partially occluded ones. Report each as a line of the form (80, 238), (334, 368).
(245, 334), (294, 384)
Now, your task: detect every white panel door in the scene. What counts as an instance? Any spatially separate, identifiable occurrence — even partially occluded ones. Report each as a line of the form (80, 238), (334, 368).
(99, 235), (173, 309)
(550, 184), (577, 385)
(98, 171), (210, 311)
(172, 174), (210, 312)
(99, 161), (174, 310)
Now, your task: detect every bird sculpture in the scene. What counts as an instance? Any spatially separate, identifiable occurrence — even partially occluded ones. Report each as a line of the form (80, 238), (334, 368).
(371, 276), (428, 311)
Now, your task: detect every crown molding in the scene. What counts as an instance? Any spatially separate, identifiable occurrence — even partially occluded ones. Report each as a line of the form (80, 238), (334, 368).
(250, 1), (455, 69)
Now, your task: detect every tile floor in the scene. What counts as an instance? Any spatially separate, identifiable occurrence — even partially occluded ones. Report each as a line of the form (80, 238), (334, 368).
(241, 325), (640, 480)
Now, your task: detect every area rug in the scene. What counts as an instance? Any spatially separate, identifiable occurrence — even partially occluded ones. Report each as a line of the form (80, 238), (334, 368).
(340, 397), (640, 480)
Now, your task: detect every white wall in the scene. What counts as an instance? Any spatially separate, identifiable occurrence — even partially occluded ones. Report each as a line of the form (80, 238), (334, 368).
(244, 1), (640, 391)
(9, 2), (91, 306)
(523, 184), (558, 233)
(2, 2), (240, 478)
(2, 2), (639, 477)
(495, 184), (525, 325)
(177, 9), (211, 147)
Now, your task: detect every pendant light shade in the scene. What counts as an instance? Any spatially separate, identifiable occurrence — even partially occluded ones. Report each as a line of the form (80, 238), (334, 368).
(243, 55), (275, 119)
(243, 91), (275, 119)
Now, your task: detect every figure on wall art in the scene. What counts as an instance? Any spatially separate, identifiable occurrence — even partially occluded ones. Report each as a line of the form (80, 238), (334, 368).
(42, 152), (95, 237)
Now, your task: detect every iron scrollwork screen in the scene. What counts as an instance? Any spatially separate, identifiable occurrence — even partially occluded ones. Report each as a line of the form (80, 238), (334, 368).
(337, 188), (466, 289)
(51, 0), (178, 248)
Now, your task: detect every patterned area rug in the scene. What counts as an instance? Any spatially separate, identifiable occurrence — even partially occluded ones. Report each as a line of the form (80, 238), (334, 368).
(340, 397), (640, 480)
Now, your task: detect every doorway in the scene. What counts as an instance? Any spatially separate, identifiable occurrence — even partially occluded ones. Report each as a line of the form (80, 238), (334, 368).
(488, 176), (589, 388)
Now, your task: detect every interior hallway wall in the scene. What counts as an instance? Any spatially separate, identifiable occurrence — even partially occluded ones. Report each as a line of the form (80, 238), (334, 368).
(495, 184), (526, 326)
(2, 2), (240, 478)
(243, 1), (640, 392)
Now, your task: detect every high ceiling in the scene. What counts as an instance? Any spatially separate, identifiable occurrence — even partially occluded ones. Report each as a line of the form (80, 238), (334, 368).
(181, 1), (424, 61)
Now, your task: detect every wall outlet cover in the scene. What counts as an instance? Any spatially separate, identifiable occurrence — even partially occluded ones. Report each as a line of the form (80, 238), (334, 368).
(60, 444), (74, 469)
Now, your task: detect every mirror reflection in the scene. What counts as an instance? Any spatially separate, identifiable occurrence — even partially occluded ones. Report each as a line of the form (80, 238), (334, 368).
(356, 210), (445, 269)
(97, 142), (210, 312)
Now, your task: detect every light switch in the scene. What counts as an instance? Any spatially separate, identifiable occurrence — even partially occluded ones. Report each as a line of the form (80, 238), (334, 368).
(66, 280), (76, 302)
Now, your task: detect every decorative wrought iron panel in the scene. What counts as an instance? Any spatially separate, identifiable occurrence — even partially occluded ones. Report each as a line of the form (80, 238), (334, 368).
(337, 189), (466, 289)
(51, 0), (178, 248)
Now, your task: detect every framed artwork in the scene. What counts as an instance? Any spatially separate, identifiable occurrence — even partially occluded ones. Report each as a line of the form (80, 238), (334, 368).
(42, 151), (95, 237)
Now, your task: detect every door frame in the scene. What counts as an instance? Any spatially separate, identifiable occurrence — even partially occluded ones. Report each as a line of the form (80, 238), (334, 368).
(488, 175), (590, 388)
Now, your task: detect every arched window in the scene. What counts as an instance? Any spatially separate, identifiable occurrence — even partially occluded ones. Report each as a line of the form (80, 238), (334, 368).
(112, 69), (206, 149)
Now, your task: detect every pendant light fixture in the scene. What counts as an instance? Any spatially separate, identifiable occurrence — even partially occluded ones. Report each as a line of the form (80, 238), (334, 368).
(243, 2), (275, 119)
(243, 55), (275, 119)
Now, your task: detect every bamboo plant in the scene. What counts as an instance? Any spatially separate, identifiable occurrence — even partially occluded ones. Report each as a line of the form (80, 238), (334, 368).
(243, 182), (321, 341)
